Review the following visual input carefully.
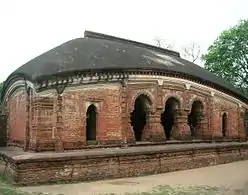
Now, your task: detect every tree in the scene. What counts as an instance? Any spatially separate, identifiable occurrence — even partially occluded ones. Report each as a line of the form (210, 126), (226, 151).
(154, 38), (201, 63)
(203, 19), (248, 95)
(0, 82), (3, 100)
(181, 43), (201, 63)
(154, 37), (173, 49)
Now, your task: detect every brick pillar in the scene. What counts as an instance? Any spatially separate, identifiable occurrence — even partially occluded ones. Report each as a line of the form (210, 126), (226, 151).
(120, 79), (135, 144)
(171, 109), (191, 140)
(148, 111), (165, 142)
(141, 111), (151, 141)
(126, 112), (135, 143)
(55, 94), (64, 152)
(238, 109), (246, 141)
(120, 79), (129, 146)
(195, 115), (208, 139)
(141, 110), (165, 142)
(24, 87), (32, 151)
(150, 85), (166, 142)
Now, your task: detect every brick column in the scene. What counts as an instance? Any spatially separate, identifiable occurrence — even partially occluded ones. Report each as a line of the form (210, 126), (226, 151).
(151, 85), (166, 142)
(24, 87), (32, 151)
(141, 111), (151, 141)
(55, 94), (64, 152)
(141, 110), (165, 142)
(126, 112), (135, 143)
(195, 115), (208, 139)
(120, 79), (135, 144)
(120, 79), (129, 146)
(171, 109), (191, 140)
(148, 111), (165, 141)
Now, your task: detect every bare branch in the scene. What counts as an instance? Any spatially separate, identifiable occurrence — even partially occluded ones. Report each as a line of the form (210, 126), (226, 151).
(182, 43), (201, 62)
(154, 37), (174, 49)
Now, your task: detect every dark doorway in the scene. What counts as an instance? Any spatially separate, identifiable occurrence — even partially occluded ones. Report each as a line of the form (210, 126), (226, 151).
(188, 101), (203, 137)
(130, 95), (151, 141)
(161, 97), (179, 140)
(245, 110), (248, 136)
(86, 104), (97, 141)
(0, 114), (7, 147)
(222, 113), (227, 137)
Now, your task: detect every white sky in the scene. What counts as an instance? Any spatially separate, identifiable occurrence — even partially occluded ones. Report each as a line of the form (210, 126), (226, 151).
(0, 0), (248, 82)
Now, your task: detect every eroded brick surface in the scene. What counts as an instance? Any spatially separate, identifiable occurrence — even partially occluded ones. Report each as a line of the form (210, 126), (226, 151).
(5, 79), (247, 151)
(7, 91), (26, 147)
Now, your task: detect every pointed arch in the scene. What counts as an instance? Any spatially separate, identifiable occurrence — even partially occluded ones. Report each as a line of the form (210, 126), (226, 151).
(222, 113), (227, 137)
(161, 97), (180, 140)
(188, 100), (204, 137)
(86, 104), (97, 141)
(130, 94), (152, 141)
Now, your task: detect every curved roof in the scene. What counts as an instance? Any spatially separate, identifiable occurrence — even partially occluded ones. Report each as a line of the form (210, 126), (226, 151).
(4, 31), (247, 101)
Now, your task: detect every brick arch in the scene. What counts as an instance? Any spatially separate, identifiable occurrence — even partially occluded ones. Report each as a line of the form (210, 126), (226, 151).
(163, 94), (183, 110)
(221, 112), (228, 137)
(85, 102), (100, 113)
(189, 98), (206, 114)
(130, 91), (154, 113)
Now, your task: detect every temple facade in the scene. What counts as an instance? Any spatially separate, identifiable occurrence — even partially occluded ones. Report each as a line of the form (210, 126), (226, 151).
(1, 31), (248, 152)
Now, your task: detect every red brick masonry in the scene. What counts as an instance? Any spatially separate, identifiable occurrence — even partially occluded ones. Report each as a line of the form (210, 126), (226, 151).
(1, 142), (248, 185)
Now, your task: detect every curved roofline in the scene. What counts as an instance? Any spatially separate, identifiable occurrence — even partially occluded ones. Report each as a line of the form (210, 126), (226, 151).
(4, 31), (247, 104)
(0, 73), (32, 103)
(84, 30), (180, 58)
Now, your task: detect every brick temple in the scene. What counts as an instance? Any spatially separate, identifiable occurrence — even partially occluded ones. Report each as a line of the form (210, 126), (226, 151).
(1, 31), (248, 185)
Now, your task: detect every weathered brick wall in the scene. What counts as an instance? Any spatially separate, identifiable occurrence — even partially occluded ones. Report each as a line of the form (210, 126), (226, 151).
(212, 97), (239, 139)
(27, 79), (246, 151)
(62, 84), (122, 149)
(4, 143), (248, 185)
(7, 90), (26, 147)
(30, 97), (55, 151)
(5, 75), (247, 151)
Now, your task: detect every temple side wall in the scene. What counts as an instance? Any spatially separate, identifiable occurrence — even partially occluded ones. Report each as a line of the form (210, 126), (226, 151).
(4, 75), (248, 151)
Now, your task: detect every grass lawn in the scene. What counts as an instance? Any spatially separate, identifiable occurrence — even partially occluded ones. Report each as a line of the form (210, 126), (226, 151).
(0, 174), (22, 195)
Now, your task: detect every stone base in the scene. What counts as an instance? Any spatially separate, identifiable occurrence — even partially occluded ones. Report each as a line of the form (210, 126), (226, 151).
(1, 142), (248, 186)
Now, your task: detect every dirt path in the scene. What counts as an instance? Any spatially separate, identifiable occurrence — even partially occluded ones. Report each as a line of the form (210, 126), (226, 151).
(20, 160), (248, 195)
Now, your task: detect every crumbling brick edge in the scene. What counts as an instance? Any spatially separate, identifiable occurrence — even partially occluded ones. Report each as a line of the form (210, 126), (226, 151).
(1, 142), (248, 186)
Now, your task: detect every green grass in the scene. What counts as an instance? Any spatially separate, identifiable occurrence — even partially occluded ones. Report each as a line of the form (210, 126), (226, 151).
(0, 174), (27, 195)
(0, 174), (46, 195)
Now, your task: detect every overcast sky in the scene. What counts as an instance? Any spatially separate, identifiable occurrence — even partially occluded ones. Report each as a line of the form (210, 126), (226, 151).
(0, 0), (248, 82)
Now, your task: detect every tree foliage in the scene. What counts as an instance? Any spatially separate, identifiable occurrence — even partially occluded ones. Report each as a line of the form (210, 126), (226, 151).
(0, 82), (3, 100)
(203, 19), (248, 95)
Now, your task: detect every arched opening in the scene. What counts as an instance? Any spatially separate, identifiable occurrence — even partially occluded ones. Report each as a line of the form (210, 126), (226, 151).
(86, 104), (97, 141)
(130, 95), (151, 141)
(222, 113), (227, 137)
(0, 113), (7, 147)
(161, 97), (180, 140)
(188, 101), (203, 137)
(245, 110), (248, 136)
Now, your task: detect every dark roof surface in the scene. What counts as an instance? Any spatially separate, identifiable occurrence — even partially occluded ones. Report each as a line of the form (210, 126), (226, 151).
(9, 31), (246, 100)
